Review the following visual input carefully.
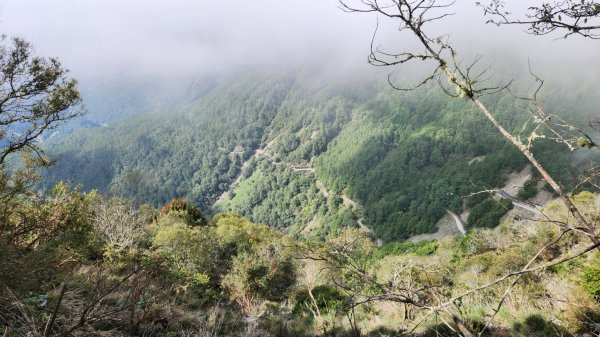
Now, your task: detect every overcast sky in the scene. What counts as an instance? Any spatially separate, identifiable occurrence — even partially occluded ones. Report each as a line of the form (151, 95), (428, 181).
(1, 0), (598, 83)
(1, 0), (376, 79)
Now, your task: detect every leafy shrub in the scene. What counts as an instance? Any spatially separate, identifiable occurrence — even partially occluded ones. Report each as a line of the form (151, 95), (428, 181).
(151, 222), (219, 300)
(374, 240), (438, 259)
(222, 240), (296, 310)
(415, 241), (439, 256)
(467, 198), (513, 228)
(512, 314), (571, 337)
(293, 285), (346, 316)
(459, 230), (494, 256)
(487, 246), (528, 276)
(160, 198), (207, 227)
(518, 178), (538, 199)
(465, 192), (489, 208)
(582, 254), (600, 300)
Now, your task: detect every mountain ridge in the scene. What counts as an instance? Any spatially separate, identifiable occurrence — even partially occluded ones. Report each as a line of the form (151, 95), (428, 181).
(42, 70), (593, 242)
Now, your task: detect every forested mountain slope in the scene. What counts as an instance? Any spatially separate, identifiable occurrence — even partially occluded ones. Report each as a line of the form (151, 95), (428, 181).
(40, 74), (218, 141)
(44, 71), (594, 241)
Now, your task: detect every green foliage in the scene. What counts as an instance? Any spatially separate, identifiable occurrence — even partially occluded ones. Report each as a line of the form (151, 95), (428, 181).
(45, 74), (294, 209)
(45, 72), (587, 242)
(518, 177), (538, 200)
(582, 253), (600, 299)
(465, 192), (489, 208)
(293, 285), (346, 316)
(2, 181), (598, 336)
(160, 198), (207, 227)
(512, 314), (572, 337)
(316, 87), (537, 240)
(149, 211), (295, 311)
(459, 229), (494, 256)
(467, 198), (513, 229)
(212, 213), (277, 254)
(4, 61), (600, 335)
(222, 239), (296, 308)
(0, 181), (100, 290)
(373, 240), (438, 259)
(0, 36), (82, 165)
(220, 161), (328, 231)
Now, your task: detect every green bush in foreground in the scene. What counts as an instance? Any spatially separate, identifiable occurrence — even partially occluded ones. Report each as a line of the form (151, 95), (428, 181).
(582, 254), (600, 300)
(512, 314), (572, 337)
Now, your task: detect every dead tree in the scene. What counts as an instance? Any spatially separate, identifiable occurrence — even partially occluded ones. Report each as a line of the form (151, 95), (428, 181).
(336, 0), (599, 334)
(293, 230), (477, 336)
(338, 0), (598, 249)
(479, 0), (600, 39)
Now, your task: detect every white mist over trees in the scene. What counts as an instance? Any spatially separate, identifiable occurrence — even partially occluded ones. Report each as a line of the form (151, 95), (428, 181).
(1, 1), (598, 90)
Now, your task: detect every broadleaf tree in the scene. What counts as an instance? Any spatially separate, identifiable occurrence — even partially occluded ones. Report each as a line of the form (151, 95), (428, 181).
(0, 36), (82, 165)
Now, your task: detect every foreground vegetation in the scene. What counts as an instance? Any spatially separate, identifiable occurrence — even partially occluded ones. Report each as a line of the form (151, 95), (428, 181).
(2, 178), (600, 336)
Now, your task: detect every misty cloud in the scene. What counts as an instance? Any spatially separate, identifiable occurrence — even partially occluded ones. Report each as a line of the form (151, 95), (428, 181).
(1, 0), (598, 91)
(0, 0), (378, 79)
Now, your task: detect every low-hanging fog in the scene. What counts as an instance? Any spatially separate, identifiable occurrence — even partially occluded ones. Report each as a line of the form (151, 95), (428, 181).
(1, 0), (599, 122)
(1, 0), (378, 78)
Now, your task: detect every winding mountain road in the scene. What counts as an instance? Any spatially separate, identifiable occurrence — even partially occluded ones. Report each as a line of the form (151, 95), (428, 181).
(357, 218), (383, 246)
(213, 138), (279, 207)
(496, 190), (542, 214)
(445, 209), (466, 236)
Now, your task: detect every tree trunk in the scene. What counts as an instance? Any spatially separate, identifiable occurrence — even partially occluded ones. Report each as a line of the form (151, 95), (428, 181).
(470, 98), (599, 246)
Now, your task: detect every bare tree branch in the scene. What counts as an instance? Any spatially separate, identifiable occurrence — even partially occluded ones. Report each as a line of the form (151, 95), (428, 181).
(479, 0), (600, 39)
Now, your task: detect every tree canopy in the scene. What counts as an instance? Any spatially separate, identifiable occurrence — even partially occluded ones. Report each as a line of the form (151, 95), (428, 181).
(0, 36), (82, 165)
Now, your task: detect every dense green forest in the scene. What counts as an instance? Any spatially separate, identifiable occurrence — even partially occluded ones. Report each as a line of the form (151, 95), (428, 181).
(44, 71), (592, 241)
(46, 75), (218, 138)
